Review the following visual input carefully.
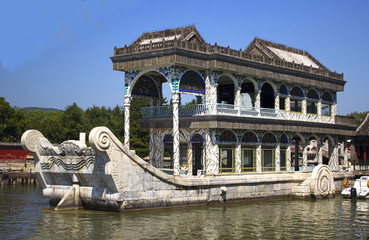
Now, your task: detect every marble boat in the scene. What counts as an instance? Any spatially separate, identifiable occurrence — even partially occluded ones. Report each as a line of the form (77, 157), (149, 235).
(21, 26), (357, 211)
(22, 127), (353, 211)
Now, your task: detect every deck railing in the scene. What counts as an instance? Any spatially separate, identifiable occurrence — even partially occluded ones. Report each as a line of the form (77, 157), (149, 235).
(141, 104), (285, 119)
(353, 159), (369, 171)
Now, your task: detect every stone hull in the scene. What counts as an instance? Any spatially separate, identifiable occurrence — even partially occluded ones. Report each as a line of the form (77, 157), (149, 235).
(21, 127), (354, 212)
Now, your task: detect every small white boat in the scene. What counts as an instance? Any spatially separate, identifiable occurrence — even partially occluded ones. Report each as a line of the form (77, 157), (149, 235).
(341, 176), (369, 198)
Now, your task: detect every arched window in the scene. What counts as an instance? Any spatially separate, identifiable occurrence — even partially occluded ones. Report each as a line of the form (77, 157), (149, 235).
(191, 134), (204, 175)
(307, 89), (319, 114)
(219, 130), (237, 143)
(262, 132), (277, 144)
(280, 133), (288, 171)
(163, 134), (173, 168)
(191, 134), (204, 143)
(179, 71), (205, 94)
(241, 131), (258, 143)
(240, 80), (255, 107)
(290, 87), (304, 113)
(307, 89), (319, 99)
(279, 84), (288, 110)
(280, 133), (289, 144)
(132, 76), (159, 97)
(322, 92), (333, 102)
(261, 82), (275, 109)
(241, 132), (258, 172)
(163, 134), (173, 143)
(322, 92), (333, 116)
(279, 84), (288, 95)
(291, 135), (303, 171)
(219, 130), (236, 173)
(290, 87), (304, 97)
(217, 75), (235, 104)
(262, 133), (276, 172)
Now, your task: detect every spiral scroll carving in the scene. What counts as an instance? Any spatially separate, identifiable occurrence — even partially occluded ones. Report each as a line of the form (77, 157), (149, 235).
(89, 127), (112, 152)
(310, 164), (335, 198)
(97, 131), (110, 150)
(21, 130), (44, 152)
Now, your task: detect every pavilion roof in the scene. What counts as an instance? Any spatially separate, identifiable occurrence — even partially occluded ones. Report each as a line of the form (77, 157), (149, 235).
(244, 38), (328, 71)
(130, 25), (206, 47)
(356, 112), (369, 136)
(113, 26), (344, 82)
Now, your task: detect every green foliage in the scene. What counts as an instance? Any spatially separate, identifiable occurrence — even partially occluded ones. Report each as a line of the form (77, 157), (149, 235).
(345, 111), (368, 126)
(129, 98), (150, 158)
(0, 97), (25, 142)
(0, 97), (150, 158)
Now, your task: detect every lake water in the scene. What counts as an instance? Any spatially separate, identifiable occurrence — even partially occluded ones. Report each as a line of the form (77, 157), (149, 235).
(1, 185), (369, 240)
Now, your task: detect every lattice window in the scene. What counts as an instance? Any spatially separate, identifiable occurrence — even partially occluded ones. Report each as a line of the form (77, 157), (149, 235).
(219, 130), (237, 143)
(279, 84), (288, 95)
(262, 133), (277, 143)
(132, 76), (159, 97)
(241, 132), (258, 143)
(179, 71), (205, 94)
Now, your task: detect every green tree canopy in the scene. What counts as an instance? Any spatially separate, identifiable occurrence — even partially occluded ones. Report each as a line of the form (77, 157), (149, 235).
(346, 111), (368, 126)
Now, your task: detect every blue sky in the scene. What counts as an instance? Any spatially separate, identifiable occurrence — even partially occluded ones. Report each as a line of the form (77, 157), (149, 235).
(0, 0), (368, 115)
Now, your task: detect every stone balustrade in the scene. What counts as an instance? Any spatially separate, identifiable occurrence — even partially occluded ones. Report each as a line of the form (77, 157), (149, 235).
(141, 103), (335, 124)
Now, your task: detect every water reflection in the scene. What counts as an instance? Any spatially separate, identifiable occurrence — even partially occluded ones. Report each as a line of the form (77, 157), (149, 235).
(1, 185), (369, 240)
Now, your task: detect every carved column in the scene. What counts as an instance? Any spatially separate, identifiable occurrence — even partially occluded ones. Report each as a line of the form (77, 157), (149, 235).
(172, 92), (180, 176)
(188, 142), (193, 176)
(276, 144), (281, 172)
(344, 146), (350, 169)
(318, 101), (322, 122)
(330, 144), (339, 170)
(234, 87), (241, 106)
(255, 90), (261, 108)
(124, 96), (131, 149)
(302, 98), (307, 120)
(149, 129), (154, 166)
(275, 94), (280, 110)
(286, 145), (292, 171)
(236, 143), (242, 173)
(332, 103), (337, 122)
(205, 130), (218, 175)
(256, 144), (262, 172)
(206, 70), (220, 114)
(285, 95), (291, 119)
(303, 145), (308, 171)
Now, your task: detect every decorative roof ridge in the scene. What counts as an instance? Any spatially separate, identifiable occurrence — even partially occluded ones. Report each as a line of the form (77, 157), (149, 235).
(130, 25), (205, 46)
(251, 37), (328, 70)
(356, 112), (369, 135)
(113, 34), (344, 81)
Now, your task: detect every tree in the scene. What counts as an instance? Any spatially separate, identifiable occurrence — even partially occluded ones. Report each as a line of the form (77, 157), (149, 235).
(41, 110), (64, 143)
(346, 111), (368, 126)
(62, 103), (87, 140)
(129, 97), (150, 158)
(0, 97), (25, 142)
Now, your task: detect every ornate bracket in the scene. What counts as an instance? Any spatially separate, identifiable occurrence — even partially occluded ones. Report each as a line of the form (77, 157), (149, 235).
(157, 65), (186, 92)
(233, 74), (247, 87)
(124, 70), (141, 95)
(210, 70), (222, 84)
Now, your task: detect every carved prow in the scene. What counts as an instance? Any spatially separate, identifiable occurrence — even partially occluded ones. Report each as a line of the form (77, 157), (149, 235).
(55, 174), (81, 211)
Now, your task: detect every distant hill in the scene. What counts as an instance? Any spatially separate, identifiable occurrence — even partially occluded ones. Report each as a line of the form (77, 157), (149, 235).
(23, 107), (61, 112)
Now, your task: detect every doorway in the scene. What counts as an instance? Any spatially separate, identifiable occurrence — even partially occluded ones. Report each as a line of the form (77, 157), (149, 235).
(192, 143), (203, 176)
